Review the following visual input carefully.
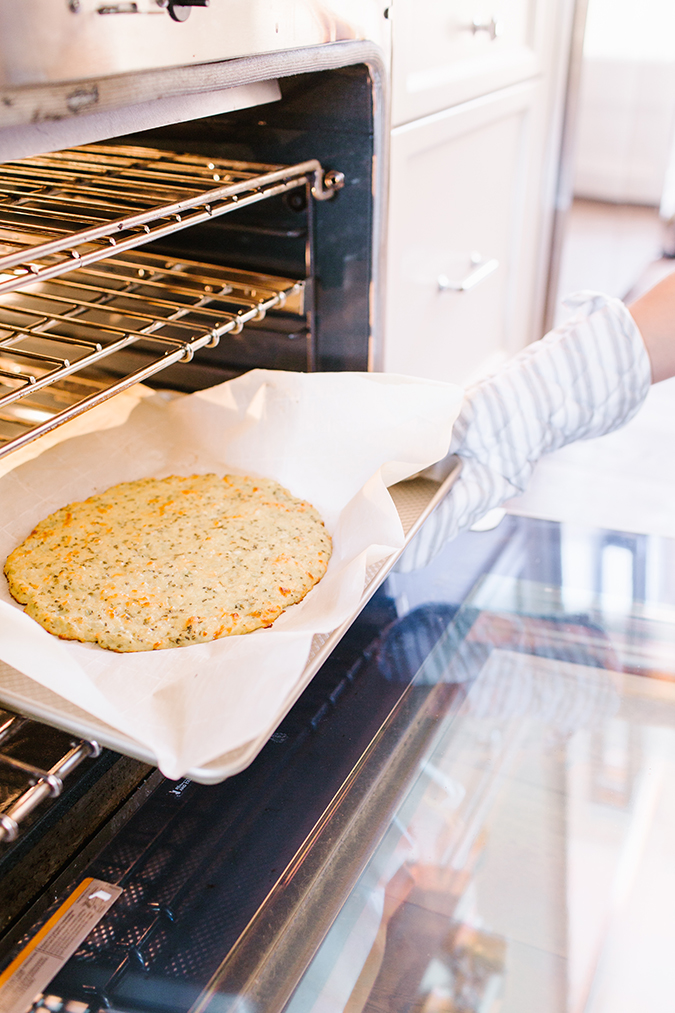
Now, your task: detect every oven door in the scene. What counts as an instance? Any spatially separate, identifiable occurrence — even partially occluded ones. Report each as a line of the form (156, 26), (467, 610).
(3, 514), (675, 1013)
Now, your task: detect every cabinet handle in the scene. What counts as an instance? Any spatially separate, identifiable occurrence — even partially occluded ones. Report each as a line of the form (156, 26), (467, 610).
(470, 17), (502, 40)
(438, 256), (499, 293)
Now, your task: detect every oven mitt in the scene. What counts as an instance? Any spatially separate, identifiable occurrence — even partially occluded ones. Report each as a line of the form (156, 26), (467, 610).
(398, 292), (652, 571)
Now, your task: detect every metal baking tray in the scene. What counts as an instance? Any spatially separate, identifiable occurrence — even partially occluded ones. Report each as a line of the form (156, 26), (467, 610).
(0, 462), (461, 784)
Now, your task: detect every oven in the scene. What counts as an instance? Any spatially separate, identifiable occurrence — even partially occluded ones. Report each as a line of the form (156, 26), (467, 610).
(0, 5), (528, 1010)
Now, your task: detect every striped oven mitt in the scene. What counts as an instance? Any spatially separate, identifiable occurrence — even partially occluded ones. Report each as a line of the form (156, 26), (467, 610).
(399, 292), (652, 571)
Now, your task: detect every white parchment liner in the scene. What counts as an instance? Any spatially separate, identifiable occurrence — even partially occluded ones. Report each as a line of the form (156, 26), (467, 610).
(0, 370), (462, 778)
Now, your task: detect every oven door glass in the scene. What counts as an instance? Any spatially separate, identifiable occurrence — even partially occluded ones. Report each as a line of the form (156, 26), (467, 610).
(4, 516), (675, 1013)
(285, 520), (675, 1013)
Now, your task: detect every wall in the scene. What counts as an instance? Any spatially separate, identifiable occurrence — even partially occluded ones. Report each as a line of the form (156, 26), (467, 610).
(572, 0), (675, 206)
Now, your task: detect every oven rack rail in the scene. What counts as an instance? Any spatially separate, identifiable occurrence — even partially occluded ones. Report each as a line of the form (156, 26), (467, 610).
(0, 707), (100, 845)
(0, 143), (342, 298)
(0, 249), (304, 458)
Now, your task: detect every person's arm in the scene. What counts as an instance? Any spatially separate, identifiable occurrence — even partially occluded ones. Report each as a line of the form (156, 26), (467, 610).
(629, 271), (675, 383)
(398, 292), (652, 570)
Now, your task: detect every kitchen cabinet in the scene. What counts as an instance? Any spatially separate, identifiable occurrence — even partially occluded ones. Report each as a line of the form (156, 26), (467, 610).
(383, 80), (543, 385)
(391, 0), (540, 127)
(384, 0), (576, 384)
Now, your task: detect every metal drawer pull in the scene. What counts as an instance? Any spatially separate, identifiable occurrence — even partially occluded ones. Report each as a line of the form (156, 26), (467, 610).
(470, 17), (502, 40)
(438, 256), (499, 293)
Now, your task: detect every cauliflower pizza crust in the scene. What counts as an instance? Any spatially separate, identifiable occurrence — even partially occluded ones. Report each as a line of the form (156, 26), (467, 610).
(4, 474), (332, 653)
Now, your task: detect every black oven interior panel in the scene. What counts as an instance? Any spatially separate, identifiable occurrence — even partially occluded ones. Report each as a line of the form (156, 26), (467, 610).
(112, 65), (375, 385)
(146, 191), (310, 280)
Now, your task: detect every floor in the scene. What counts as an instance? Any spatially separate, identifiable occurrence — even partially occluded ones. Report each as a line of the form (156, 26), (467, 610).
(507, 198), (675, 540)
(555, 199), (664, 320)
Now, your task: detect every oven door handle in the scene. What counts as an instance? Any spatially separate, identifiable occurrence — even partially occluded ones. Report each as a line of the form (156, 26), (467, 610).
(438, 256), (499, 293)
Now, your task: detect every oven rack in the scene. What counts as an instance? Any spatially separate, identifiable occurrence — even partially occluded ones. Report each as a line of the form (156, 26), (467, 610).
(0, 144), (342, 297)
(0, 707), (100, 845)
(0, 249), (304, 458)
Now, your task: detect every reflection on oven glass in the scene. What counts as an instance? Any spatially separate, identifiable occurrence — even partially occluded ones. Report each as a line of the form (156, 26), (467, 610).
(286, 552), (675, 1013)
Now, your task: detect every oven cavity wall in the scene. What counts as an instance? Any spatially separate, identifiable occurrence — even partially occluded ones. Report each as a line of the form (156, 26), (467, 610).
(109, 65), (378, 387)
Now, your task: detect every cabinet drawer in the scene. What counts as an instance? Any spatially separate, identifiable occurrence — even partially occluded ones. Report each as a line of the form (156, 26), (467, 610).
(383, 82), (541, 385)
(392, 0), (539, 125)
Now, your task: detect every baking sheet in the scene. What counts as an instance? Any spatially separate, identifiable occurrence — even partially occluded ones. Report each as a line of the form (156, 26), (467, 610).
(0, 468), (460, 783)
(0, 370), (463, 780)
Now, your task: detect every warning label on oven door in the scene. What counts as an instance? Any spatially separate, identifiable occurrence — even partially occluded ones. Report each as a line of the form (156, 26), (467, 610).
(0, 877), (122, 1013)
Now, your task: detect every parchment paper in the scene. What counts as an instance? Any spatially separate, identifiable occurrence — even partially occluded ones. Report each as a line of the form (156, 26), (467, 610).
(0, 370), (462, 778)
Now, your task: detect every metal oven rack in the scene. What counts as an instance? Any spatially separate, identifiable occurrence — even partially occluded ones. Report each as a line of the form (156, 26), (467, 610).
(0, 145), (341, 296)
(0, 143), (343, 458)
(0, 249), (305, 456)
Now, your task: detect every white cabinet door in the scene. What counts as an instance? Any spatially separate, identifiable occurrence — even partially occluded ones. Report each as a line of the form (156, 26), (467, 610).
(391, 0), (543, 125)
(383, 81), (542, 386)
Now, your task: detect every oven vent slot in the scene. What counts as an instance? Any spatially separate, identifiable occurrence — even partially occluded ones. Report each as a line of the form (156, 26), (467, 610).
(0, 143), (341, 297)
(0, 249), (304, 459)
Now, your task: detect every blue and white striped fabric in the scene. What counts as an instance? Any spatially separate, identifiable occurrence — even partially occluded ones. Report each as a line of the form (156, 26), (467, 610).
(399, 292), (652, 571)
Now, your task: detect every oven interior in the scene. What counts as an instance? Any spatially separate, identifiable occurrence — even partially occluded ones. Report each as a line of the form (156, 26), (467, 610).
(0, 62), (376, 922)
(126, 66), (376, 381)
(0, 65), (375, 458)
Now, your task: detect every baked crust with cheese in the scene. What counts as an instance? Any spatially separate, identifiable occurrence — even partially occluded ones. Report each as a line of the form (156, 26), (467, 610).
(4, 474), (332, 652)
